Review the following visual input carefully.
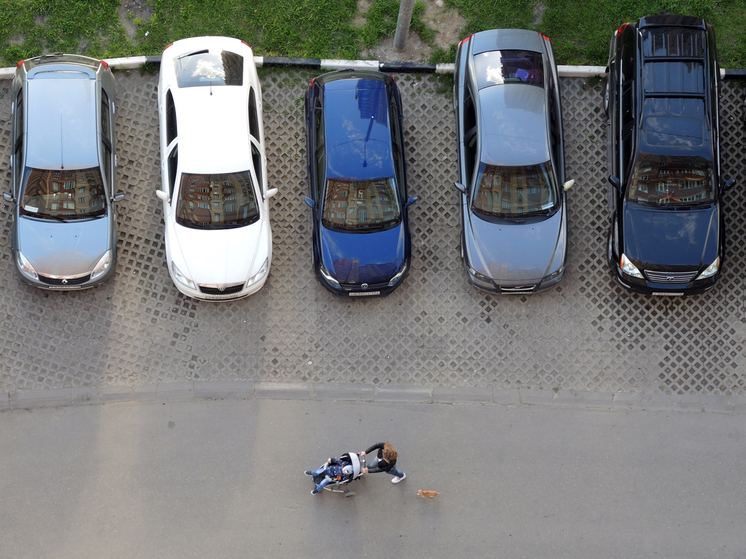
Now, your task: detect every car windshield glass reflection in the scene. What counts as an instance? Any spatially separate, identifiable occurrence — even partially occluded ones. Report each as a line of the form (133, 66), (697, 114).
(176, 171), (259, 229)
(627, 156), (713, 206)
(475, 50), (544, 89)
(322, 177), (401, 231)
(20, 167), (106, 220)
(174, 50), (243, 88)
(472, 162), (557, 217)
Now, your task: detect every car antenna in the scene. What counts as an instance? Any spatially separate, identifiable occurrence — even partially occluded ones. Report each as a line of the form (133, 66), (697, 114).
(210, 80), (213, 96)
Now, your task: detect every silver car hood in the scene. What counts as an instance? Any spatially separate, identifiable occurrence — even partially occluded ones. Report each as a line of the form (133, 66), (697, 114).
(18, 215), (110, 276)
(466, 209), (564, 282)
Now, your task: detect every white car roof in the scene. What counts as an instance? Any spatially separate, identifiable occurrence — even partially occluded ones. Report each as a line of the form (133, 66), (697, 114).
(175, 86), (252, 173)
(162, 36), (258, 174)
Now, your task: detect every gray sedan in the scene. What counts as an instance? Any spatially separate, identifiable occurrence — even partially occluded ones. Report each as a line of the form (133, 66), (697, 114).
(454, 29), (573, 294)
(3, 54), (124, 289)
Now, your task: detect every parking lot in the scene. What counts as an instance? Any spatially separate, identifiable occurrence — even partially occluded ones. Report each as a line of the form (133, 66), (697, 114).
(0, 68), (745, 396)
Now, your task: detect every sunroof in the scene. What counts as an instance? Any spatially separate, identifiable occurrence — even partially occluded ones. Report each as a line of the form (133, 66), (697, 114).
(645, 116), (704, 147)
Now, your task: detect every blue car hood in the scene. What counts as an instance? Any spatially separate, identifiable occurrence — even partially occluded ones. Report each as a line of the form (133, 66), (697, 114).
(18, 215), (110, 275)
(467, 209), (564, 282)
(320, 223), (404, 285)
(623, 203), (718, 267)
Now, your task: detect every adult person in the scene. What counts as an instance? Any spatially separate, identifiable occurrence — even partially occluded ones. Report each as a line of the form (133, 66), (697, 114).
(361, 442), (406, 483)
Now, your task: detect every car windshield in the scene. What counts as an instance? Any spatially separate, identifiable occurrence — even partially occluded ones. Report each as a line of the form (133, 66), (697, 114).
(472, 162), (557, 217)
(475, 50), (544, 89)
(175, 171), (259, 229)
(174, 50), (243, 88)
(321, 177), (401, 231)
(627, 156), (714, 207)
(20, 167), (106, 220)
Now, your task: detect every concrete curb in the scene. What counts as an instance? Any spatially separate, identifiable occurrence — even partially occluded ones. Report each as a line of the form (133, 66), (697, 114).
(2, 381), (745, 414)
(2, 54), (743, 81)
(374, 385), (432, 403)
(433, 386), (493, 404)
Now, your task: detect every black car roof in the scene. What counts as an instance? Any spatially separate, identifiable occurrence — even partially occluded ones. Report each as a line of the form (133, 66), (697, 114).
(636, 19), (713, 157)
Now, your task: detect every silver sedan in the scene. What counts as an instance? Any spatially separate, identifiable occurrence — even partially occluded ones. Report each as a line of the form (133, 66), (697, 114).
(3, 54), (124, 289)
(454, 29), (573, 294)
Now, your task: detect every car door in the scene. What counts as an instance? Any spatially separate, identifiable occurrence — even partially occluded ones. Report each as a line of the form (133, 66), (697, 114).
(9, 85), (25, 251)
(161, 89), (179, 215)
(248, 85), (267, 202)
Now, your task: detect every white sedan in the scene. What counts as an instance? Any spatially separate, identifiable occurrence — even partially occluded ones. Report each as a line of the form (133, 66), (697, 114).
(156, 36), (276, 300)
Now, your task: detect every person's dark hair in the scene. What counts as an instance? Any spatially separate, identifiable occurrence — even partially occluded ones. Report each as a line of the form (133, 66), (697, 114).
(383, 442), (397, 461)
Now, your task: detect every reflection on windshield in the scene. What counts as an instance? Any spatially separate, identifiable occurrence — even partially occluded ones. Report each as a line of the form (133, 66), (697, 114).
(175, 50), (243, 88)
(322, 177), (401, 231)
(475, 50), (544, 89)
(627, 155), (713, 206)
(176, 171), (259, 229)
(20, 167), (106, 220)
(472, 162), (557, 217)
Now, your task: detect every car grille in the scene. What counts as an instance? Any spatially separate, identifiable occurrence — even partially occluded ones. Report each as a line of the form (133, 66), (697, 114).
(500, 285), (536, 293)
(198, 283), (245, 296)
(342, 281), (388, 291)
(644, 270), (697, 283)
(38, 273), (91, 286)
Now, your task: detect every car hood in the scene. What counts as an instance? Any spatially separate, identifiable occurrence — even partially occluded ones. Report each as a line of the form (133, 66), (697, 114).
(467, 209), (564, 282)
(320, 223), (405, 284)
(170, 221), (265, 284)
(622, 203), (718, 268)
(18, 215), (110, 275)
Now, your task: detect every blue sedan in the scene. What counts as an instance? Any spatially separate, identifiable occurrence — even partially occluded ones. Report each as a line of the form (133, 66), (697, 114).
(304, 70), (417, 297)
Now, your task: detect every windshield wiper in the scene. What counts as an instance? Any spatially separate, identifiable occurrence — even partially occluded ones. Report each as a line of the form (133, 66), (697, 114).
(37, 213), (68, 222)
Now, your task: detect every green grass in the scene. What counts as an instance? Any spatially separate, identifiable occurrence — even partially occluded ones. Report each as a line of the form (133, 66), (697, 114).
(0, 0), (745, 68)
(447, 0), (746, 68)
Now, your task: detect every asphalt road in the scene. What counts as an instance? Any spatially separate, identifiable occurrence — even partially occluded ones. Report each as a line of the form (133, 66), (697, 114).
(1, 399), (745, 559)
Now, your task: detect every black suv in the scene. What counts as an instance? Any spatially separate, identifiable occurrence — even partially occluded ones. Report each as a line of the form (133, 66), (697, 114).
(604, 15), (735, 296)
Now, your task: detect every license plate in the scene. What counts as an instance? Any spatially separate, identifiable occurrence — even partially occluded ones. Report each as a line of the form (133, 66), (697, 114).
(349, 291), (380, 297)
(652, 292), (684, 296)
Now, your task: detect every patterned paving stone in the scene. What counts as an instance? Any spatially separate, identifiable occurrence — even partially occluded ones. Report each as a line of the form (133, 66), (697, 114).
(0, 69), (744, 396)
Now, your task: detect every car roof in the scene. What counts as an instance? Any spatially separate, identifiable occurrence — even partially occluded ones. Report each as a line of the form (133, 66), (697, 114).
(175, 86), (252, 173)
(478, 84), (550, 166)
(26, 71), (99, 170)
(323, 78), (396, 180)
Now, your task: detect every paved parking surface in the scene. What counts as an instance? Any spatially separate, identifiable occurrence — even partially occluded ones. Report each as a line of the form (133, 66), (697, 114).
(0, 69), (744, 395)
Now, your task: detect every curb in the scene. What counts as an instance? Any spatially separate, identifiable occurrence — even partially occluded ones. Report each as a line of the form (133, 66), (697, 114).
(2, 55), (743, 81)
(1, 381), (744, 414)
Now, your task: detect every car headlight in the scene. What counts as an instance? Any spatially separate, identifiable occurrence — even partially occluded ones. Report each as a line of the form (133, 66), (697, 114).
(696, 256), (719, 280)
(319, 262), (340, 287)
(17, 251), (38, 281)
(387, 262), (408, 286)
(620, 254), (644, 279)
(90, 250), (112, 280)
(467, 263), (492, 283)
(171, 261), (196, 289)
(544, 265), (565, 282)
(246, 258), (269, 288)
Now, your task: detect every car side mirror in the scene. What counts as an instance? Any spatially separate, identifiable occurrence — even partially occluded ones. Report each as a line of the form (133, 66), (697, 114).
(265, 188), (278, 200)
(722, 179), (736, 193)
(156, 190), (169, 203)
(454, 182), (466, 193)
(563, 179), (575, 191)
(112, 192), (125, 203)
(608, 175), (621, 192)
(405, 196), (418, 207)
(3, 192), (14, 203)
(304, 197), (315, 209)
